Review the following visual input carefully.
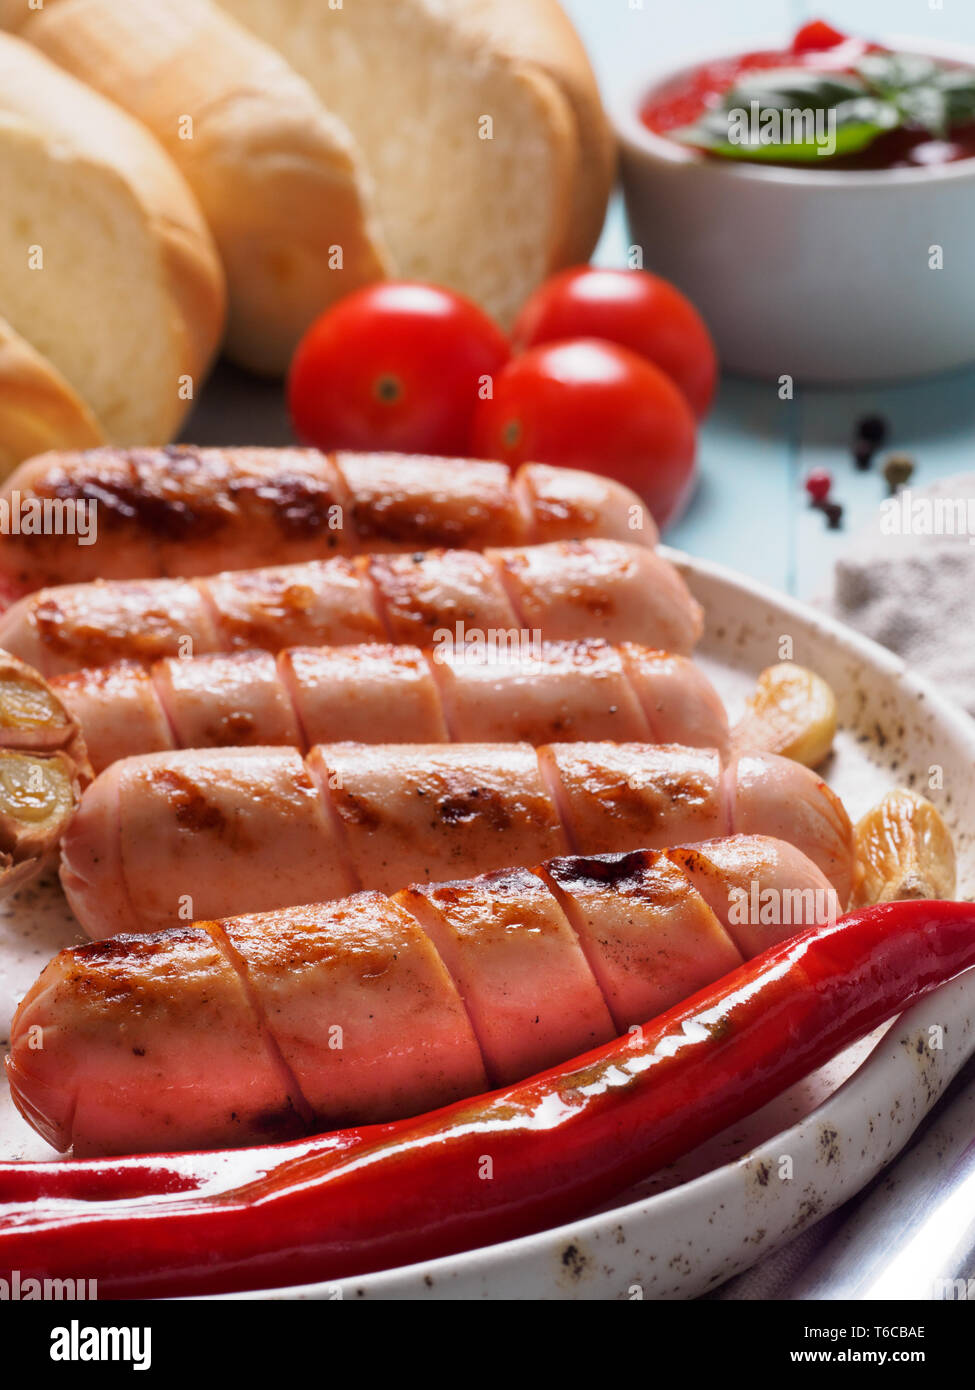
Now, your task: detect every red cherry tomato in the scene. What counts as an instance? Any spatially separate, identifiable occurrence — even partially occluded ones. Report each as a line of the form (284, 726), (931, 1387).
(471, 339), (697, 528)
(288, 282), (510, 455)
(791, 20), (847, 53)
(512, 266), (718, 419)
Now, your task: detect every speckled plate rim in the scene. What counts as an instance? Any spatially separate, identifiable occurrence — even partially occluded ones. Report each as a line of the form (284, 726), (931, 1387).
(212, 551), (975, 1302)
(235, 974), (973, 1303)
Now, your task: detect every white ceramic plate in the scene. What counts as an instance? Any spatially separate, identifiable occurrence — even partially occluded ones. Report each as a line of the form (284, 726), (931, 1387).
(2, 549), (974, 1299)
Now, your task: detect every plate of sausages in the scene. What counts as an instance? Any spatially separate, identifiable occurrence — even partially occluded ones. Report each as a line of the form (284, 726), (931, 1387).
(0, 447), (973, 1300)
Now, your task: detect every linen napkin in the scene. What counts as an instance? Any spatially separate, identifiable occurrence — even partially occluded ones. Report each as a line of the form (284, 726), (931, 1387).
(821, 473), (975, 717)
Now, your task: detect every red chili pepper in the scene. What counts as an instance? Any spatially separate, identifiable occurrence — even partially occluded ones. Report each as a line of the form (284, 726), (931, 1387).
(2, 899), (973, 1298)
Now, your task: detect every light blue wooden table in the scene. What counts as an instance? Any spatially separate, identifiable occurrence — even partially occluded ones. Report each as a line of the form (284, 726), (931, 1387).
(564, 0), (975, 599)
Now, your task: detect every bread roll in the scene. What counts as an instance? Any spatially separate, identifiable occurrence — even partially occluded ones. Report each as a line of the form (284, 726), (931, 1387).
(5, 0), (390, 375)
(0, 317), (104, 479)
(0, 31), (225, 443)
(220, 0), (615, 328)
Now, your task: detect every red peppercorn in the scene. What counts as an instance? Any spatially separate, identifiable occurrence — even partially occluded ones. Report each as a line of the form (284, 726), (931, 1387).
(805, 469), (832, 505)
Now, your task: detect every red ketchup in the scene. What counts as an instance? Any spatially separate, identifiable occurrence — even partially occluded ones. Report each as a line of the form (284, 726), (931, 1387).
(640, 21), (975, 169)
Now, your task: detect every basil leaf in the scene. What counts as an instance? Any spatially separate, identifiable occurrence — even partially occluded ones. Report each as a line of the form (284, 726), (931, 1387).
(725, 68), (869, 109)
(857, 52), (941, 94)
(672, 91), (899, 162)
(859, 51), (975, 137)
(897, 84), (949, 138)
(668, 49), (975, 165)
(935, 69), (975, 126)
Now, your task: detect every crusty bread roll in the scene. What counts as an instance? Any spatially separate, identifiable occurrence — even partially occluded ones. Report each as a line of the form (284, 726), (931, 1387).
(4, 0), (391, 375)
(0, 31), (225, 444)
(219, 0), (615, 328)
(0, 317), (104, 479)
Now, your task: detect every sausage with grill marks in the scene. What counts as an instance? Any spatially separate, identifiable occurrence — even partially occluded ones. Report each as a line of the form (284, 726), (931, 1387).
(50, 639), (729, 773)
(0, 448), (656, 597)
(59, 740), (857, 941)
(10, 834), (836, 1156)
(0, 539), (701, 676)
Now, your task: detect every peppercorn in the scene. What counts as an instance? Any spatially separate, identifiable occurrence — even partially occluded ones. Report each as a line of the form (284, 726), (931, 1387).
(805, 469), (832, 506)
(856, 414), (889, 446)
(853, 439), (875, 471)
(882, 452), (915, 494)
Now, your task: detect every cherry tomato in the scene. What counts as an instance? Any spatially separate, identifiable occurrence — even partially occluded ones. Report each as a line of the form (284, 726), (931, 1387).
(512, 267), (718, 419)
(791, 20), (848, 54)
(471, 339), (697, 528)
(288, 282), (510, 455)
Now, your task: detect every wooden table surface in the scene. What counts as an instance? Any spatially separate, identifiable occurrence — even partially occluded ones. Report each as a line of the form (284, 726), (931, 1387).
(565, 0), (975, 599)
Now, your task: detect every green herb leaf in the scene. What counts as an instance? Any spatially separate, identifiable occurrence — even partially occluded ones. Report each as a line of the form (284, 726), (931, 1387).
(934, 68), (975, 127)
(671, 71), (899, 162)
(727, 68), (870, 109)
(858, 53), (967, 138)
(856, 53), (941, 95)
(896, 84), (949, 139)
(669, 48), (975, 165)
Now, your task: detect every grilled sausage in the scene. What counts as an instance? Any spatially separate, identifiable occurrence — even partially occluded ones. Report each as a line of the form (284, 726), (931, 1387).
(50, 639), (729, 773)
(0, 448), (655, 597)
(9, 835), (837, 1155)
(0, 539), (701, 676)
(59, 742), (856, 941)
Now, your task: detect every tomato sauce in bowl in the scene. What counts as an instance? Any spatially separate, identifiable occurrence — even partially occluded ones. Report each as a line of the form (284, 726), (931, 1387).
(640, 20), (975, 170)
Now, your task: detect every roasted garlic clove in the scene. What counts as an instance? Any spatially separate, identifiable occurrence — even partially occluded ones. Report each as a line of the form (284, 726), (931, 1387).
(732, 662), (838, 768)
(0, 650), (89, 765)
(852, 787), (956, 907)
(0, 749), (76, 851)
(0, 650), (90, 894)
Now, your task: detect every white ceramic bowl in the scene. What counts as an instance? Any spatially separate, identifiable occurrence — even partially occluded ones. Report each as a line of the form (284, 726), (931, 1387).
(609, 35), (975, 383)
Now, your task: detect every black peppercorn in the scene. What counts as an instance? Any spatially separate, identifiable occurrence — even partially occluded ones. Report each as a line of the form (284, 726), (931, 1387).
(853, 439), (874, 470)
(855, 414), (889, 446)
